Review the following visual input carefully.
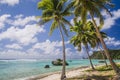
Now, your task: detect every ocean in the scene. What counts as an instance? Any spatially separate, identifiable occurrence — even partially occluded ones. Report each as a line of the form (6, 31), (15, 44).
(0, 59), (120, 80)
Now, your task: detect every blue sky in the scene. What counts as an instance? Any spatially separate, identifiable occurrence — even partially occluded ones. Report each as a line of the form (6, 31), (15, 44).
(0, 0), (120, 59)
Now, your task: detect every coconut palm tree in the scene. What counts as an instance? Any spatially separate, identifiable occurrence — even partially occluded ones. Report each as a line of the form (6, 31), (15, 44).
(94, 33), (108, 67)
(69, 0), (120, 75)
(37, 0), (72, 80)
(90, 26), (108, 67)
(98, 45), (108, 67)
(70, 21), (96, 70)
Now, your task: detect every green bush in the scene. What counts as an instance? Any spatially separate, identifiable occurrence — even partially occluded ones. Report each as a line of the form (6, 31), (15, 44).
(91, 49), (120, 59)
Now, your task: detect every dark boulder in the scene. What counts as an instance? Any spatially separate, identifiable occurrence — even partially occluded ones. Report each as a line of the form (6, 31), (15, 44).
(44, 65), (50, 68)
(98, 60), (106, 63)
(52, 59), (69, 66)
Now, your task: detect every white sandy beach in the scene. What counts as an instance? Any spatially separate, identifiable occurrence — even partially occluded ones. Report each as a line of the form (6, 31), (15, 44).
(26, 66), (90, 80)
(16, 63), (120, 80)
(24, 62), (120, 80)
(38, 67), (89, 80)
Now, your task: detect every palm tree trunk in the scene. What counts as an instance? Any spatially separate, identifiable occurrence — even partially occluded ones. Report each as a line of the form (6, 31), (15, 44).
(59, 26), (66, 80)
(85, 45), (95, 70)
(98, 45), (108, 67)
(91, 15), (120, 75)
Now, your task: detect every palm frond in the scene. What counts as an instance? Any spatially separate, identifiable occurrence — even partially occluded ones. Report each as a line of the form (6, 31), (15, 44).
(38, 18), (51, 25)
(62, 18), (73, 27)
(42, 9), (54, 17)
(61, 23), (69, 37)
(38, 0), (53, 10)
(49, 20), (58, 35)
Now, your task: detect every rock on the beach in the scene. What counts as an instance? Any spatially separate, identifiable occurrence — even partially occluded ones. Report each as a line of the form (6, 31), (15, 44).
(44, 65), (50, 68)
(52, 59), (69, 66)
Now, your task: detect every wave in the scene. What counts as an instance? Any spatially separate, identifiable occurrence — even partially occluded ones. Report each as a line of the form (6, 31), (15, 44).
(0, 58), (54, 62)
(0, 59), (38, 62)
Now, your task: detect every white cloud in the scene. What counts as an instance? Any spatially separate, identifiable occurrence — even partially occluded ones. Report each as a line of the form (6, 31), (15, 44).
(0, 50), (41, 59)
(0, 14), (39, 29)
(0, 14), (48, 59)
(0, 14), (45, 45)
(24, 40), (74, 59)
(31, 40), (86, 59)
(70, 9), (120, 30)
(0, 24), (45, 45)
(12, 15), (38, 27)
(0, 14), (11, 29)
(0, 0), (19, 6)
(5, 43), (22, 49)
(32, 39), (62, 54)
(104, 37), (120, 47)
(0, 40), (70, 59)
(102, 9), (120, 30)
(14, 14), (23, 19)
(0, 39), (91, 59)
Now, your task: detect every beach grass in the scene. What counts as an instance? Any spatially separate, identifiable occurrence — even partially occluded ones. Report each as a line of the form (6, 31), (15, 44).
(67, 64), (120, 80)
(26, 63), (120, 80)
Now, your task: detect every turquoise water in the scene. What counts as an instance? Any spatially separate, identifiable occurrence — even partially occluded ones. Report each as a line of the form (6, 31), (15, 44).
(0, 59), (120, 80)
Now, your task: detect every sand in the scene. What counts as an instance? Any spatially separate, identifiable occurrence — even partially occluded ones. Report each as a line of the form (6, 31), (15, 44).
(26, 66), (90, 80)
(17, 62), (120, 80)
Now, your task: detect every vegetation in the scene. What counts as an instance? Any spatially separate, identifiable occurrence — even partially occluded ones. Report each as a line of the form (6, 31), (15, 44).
(69, 0), (120, 75)
(52, 59), (69, 66)
(96, 64), (120, 71)
(91, 49), (120, 59)
(37, 0), (72, 80)
(37, 0), (120, 79)
(67, 64), (120, 80)
(70, 21), (96, 70)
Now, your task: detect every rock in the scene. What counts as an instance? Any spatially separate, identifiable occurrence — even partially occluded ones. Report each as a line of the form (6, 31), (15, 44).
(52, 59), (69, 66)
(44, 65), (50, 68)
(98, 60), (105, 63)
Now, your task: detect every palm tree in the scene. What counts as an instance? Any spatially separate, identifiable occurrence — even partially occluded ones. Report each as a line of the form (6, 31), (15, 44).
(70, 21), (96, 70)
(37, 0), (72, 80)
(93, 29), (108, 67)
(98, 45), (108, 67)
(69, 0), (120, 75)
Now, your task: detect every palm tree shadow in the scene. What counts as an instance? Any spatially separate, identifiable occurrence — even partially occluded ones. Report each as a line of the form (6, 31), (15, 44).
(83, 75), (112, 80)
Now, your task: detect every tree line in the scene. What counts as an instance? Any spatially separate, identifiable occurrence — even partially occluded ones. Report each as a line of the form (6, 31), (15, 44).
(91, 49), (120, 59)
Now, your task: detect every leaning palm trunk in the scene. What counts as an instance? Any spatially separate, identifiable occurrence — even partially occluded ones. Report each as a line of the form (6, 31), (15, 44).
(85, 45), (95, 70)
(98, 46), (108, 67)
(91, 15), (120, 75)
(59, 26), (66, 80)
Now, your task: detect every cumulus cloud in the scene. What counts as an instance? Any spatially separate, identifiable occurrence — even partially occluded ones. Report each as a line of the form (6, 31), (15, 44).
(0, 24), (45, 45)
(0, 50), (41, 59)
(102, 9), (120, 30)
(29, 40), (83, 59)
(0, 40), (74, 59)
(14, 14), (23, 19)
(0, 14), (45, 45)
(70, 9), (120, 30)
(12, 15), (38, 27)
(0, 0), (19, 6)
(0, 14), (39, 29)
(0, 14), (48, 59)
(104, 37), (120, 47)
(0, 14), (11, 29)
(5, 43), (22, 49)
(32, 40), (63, 54)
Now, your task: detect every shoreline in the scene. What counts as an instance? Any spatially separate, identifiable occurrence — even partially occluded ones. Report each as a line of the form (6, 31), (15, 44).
(16, 62), (120, 80)
(24, 66), (91, 80)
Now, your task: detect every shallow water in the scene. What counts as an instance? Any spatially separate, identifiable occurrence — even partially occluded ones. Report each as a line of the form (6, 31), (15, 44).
(0, 59), (119, 80)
